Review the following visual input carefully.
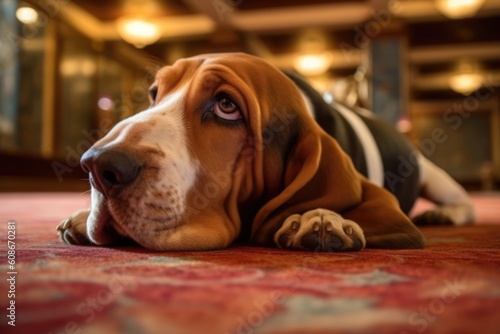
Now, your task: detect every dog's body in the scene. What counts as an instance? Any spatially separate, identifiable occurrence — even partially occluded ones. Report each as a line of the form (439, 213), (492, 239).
(287, 70), (420, 214)
(58, 53), (474, 252)
(286, 70), (475, 225)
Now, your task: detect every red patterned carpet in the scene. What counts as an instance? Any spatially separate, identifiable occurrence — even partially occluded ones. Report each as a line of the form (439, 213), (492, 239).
(0, 192), (499, 334)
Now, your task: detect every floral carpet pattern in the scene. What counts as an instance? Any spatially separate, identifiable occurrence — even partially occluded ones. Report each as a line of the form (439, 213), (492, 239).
(0, 192), (499, 334)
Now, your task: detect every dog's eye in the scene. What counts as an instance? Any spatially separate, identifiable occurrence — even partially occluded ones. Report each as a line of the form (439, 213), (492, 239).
(212, 97), (242, 121)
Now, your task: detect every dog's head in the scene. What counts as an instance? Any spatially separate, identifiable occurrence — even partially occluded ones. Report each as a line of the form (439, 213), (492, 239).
(81, 53), (361, 250)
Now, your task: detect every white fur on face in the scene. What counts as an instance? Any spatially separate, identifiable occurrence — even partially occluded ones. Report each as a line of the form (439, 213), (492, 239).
(86, 87), (200, 248)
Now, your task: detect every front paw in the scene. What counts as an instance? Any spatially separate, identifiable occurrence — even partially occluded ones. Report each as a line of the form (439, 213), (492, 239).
(57, 209), (92, 245)
(274, 209), (366, 252)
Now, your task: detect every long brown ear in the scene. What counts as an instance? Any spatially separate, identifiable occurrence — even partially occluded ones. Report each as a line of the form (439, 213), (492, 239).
(251, 128), (364, 245)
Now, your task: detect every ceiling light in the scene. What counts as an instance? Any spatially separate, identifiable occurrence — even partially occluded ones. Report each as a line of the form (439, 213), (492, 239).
(449, 73), (483, 95)
(436, 0), (485, 19)
(16, 7), (38, 24)
(294, 53), (332, 77)
(449, 60), (484, 95)
(116, 17), (161, 48)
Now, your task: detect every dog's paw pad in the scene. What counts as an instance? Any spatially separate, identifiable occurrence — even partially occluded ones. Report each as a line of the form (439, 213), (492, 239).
(300, 224), (345, 251)
(300, 232), (321, 250)
(325, 234), (344, 251)
(274, 209), (366, 252)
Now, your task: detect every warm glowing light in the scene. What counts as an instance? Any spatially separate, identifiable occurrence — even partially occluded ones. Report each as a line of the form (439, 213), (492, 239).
(294, 53), (332, 77)
(449, 73), (483, 95)
(16, 7), (38, 24)
(396, 116), (413, 133)
(436, 0), (485, 19)
(60, 58), (96, 76)
(116, 17), (161, 48)
(98, 97), (114, 111)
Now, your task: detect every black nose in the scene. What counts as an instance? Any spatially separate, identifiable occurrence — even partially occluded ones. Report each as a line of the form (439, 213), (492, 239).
(81, 148), (142, 195)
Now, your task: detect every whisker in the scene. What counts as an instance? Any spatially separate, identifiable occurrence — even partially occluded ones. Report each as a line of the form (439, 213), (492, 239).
(80, 189), (91, 196)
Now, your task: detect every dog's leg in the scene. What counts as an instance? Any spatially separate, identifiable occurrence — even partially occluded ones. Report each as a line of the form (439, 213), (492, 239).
(413, 155), (475, 225)
(342, 179), (426, 249)
(274, 184), (426, 251)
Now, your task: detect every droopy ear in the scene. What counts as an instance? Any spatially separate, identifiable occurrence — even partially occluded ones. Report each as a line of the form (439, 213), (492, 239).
(251, 127), (364, 245)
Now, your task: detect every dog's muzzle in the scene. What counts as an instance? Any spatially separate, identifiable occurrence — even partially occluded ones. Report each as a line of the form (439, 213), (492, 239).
(81, 148), (142, 197)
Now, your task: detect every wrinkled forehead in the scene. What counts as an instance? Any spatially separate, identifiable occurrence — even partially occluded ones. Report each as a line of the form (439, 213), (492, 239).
(152, 53), (306, 122)
(153, 53), (288, 91)
(202, 53), (286, 88)
(153, 57), (205, 93)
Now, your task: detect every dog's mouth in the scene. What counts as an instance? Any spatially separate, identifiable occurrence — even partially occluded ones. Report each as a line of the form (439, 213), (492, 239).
(86, 168), (188, 249)
(88, 195), (131, 246)
(89, 193), (175, 249)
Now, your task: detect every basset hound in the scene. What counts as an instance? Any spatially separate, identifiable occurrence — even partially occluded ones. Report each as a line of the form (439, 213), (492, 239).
(57, 53), (475, 252)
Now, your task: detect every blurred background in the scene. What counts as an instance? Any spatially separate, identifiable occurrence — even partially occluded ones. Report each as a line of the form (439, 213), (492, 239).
(0, 0), (499, 192)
